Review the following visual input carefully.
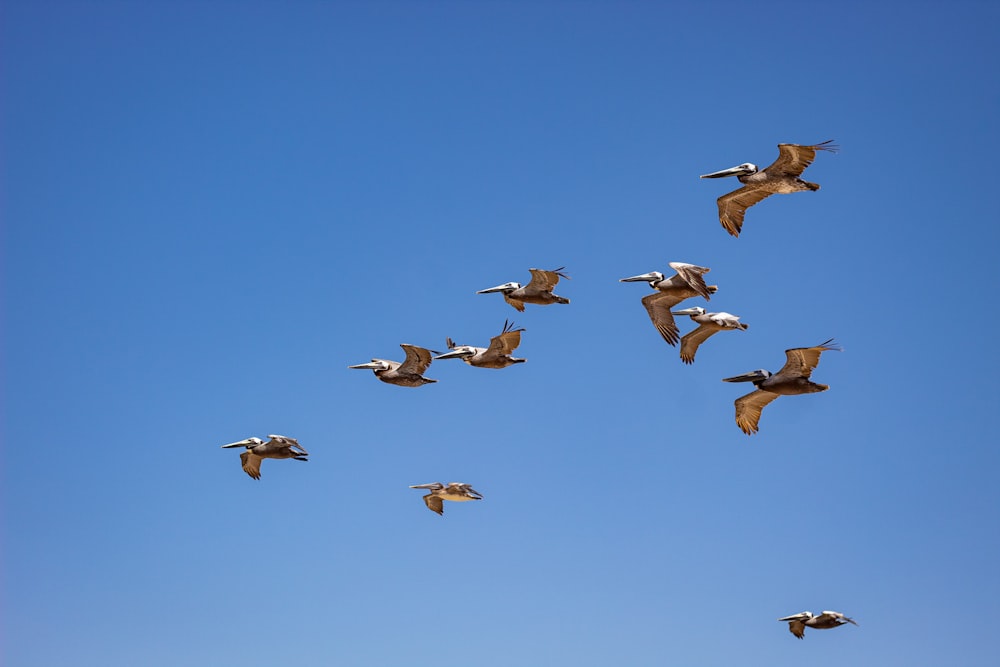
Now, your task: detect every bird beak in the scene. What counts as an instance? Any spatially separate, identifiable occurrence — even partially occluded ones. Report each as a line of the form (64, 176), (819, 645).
(722, 371), (761, 383)
(409, 483), (436, 489)
(671, 308), (700, 315)
(778, 613), (808, 622)
(476, 284), (508, 294)
(348, 361), (382, 370)
(434, 349), (468, 360)
(220, 438), (253, 449)
(619, 272), (659, 282)
(700, 165), (749, 178)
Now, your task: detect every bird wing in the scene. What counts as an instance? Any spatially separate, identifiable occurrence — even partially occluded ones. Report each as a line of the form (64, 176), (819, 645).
(398, 344), (434, 375)
(734, 389), (780, 435)
(775, 339), (841, 380)
(423, 494), (444, 515)
(765, 140), (838, 178)
(502, 293), (526, 312)
(679, 324), (721, 364)
(445, 337), (458, 350)
(267, 434), (308, 456)
(240, 451), (263, 480)
(818, 611), (858, 626)
(641, 293), (680, 346)
(668, 262), (712, 300)
(487, 322), (523, 356)
(787, 620), (806, 639)
(526, 267), (568, 292)
(457, 484), (483, 499)
(716, 185), (775, 237)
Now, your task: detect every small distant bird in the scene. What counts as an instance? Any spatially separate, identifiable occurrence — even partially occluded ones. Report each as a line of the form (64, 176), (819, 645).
(476, 267), (570, 311)
(671, 306), (748, 364)
(349, 344), (437, 387)
(220, 434), (308, 480)
(778, 611), (858, 639)
(723, 339), (841, 435)
(620, 262), (717, 346)
(700, 140), (838, 237)
(410, 482), (483, 515)
(435, 320), (526, 368)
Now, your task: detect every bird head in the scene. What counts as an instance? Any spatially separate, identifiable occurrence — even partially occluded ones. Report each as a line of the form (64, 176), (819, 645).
(619, 271), (664, 286)
(700, 162), (758, 178)
(476, 282), (519, 294)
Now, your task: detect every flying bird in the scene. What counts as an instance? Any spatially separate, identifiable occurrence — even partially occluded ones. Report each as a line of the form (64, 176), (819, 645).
(620, 262), (717, 346)
(220, 434), (308, 480)
(435, 320), (526, 368)
(778, 611), (858, 639)
(700, 140), (838, 237)
(476, 267), (570, 311)
(671, 306), (748, 364)
(409, 482), (483, 515)
(349, 344), (437, 387)
(723, 339), (841, 435)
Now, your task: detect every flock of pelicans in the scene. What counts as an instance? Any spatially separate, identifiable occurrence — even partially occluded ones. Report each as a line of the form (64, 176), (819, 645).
(220, 141), (857, 640)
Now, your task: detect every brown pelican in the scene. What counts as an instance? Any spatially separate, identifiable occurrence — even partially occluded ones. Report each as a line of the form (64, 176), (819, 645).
(723, 339), (841, 435)
(348, 344), (437, 387)
(700, 140), (838, 237)
(671, 306), (748, 364)
(409, 482), (483, 515)
(779, 611), (858, 639)
(435, 320), (526, 368)
(220, 434), (308, 480)
(620, 262), (717, 346)
(476, 267), (570, 312)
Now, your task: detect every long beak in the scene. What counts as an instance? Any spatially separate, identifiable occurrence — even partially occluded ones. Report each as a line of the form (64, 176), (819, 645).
(778, 613), (810, 622)
(700, 165), (748, 179)
(671, 307), (701, 316)
(476, 284), (508, 294)
(434, 349), (469, 360)
(409, 483), (439, 490)
(722, 371), (763, 383)
(220, 438), (253, 449)
(619, 272), (659, 282)
(348, 361), (382, 370)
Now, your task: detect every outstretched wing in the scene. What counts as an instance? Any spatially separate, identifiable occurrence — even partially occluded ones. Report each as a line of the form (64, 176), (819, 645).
(764, 140), (838, 179)
(641, 293), (680, 346)
(267, 434), (308, 456)
(775, 339), (841, 380)
(398, 344), (434, 375)
(487, 321), (524, 356)
(679, 324), (721, 364)
(502, 293), (526, 312)
(526, 267), (569, 292)
(423, 494), (444, 515)
(240, 451), (263, 480)
(668, 262), (712, 300)
(717, 185), (775, 237)
(734, 389), (780, 435)
(787, 620), (806, 639)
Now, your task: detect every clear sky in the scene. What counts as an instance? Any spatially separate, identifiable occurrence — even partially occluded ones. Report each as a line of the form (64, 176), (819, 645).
(3, 1), (999, 665)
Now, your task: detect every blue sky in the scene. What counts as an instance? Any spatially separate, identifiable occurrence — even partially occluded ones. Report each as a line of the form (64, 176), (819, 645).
(3, 1), (999, 665)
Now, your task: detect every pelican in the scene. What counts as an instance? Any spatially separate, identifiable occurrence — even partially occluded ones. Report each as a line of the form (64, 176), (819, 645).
(220, 434), (308, 480)
(348, 344), (437, 387)
(778, 611), (858, 639)
(476, 267), (570, 311)
(701, 140), (838, 237)
(671, 306), (748, 364)
(620, 262), (717, 346)
(435, 320), (526, 368)
(409, 482), (483, 515)
(723, 339), (841, 435)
